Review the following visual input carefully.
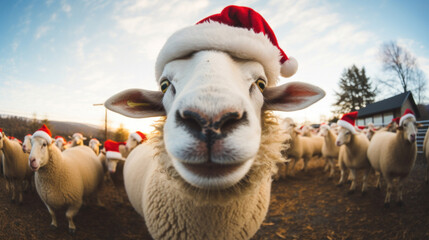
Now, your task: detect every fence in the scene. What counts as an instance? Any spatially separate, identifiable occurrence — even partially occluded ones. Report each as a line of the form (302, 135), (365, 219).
(417, 120), (429, 154)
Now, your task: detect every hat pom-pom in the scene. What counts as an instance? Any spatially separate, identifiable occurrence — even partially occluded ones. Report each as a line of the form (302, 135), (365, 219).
(281, 56), (298, 78)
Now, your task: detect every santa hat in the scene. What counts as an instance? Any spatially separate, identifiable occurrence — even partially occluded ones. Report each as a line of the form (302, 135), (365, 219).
(357, 126), (366, 130)
(337, 111), (358, 134)
(319, 122), (330, 130)
(89, 138), (100, 144)
(130, 131), (147, 143)
(8, 136), (22, 144)
(104, 140), (126, 160)
(32, 124), (52, 143)
(399, 109), (416, 126)
(72, 133), (84, 139)
(155, 5), (298, 87)
(55, 136), (66, 144)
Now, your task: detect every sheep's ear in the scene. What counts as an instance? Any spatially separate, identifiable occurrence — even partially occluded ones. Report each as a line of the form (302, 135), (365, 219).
(105, 88), (165, 118)
(263, 82), (325, 111)
(417, 123), (423, 128)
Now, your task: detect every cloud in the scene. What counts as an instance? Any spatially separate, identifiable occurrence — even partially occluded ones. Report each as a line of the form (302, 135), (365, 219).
(62, 0), (71, 13)
(35, 25), (50, 39)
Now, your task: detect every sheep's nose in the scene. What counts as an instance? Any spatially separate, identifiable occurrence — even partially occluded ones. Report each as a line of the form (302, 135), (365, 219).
(410, 134), (416, 142)
(336, 141), (341, 147)
(176, 109), (248, 142)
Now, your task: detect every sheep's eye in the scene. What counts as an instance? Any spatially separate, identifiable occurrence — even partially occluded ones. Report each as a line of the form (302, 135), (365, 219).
(42, 142), (47, 147)
(255, 78), (266, 92)
(160, 79), (170, 93)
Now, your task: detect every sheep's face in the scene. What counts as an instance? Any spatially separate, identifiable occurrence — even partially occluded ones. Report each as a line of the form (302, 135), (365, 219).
(22, 135), (32, 153)
(89, 140), (101, 153)
(105, 50), (325, 190)
(319, 126), (330, 137)
(28, 137), (51, 171)
(125, 137), (139, 152)
(399, 118), (418, 143)
(54, 139), (64, 150)
(71, 133), (86, 146)
(106, 158), (121, 173)
(336, 127), (352, 146)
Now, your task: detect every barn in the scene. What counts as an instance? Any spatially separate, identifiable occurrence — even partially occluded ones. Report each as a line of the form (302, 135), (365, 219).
(356, 91), (420, 126)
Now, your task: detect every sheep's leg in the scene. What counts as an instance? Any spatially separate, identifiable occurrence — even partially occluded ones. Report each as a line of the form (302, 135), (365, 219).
(323, 158), (329, 172)
(397, 177), (405, 206)
(66, 201), (82, 235)
(375, 172), (382, 190)
(384, 179), (393, 208)
(337, 159), (346, 186)
(348, 169), (357, 194)
(328, 158), (335, 179)
(302, 157), (309, 172)
(10, 180), (16, 202)
(17, 181), (23, 204)
(5, 178), (10, 193)
(44, 204), (57, 228)
(361, 168), (370, 195)
(347, 170), (353, 183)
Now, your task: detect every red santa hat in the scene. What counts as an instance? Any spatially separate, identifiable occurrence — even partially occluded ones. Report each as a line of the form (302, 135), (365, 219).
(357, 125), (366, 130)
(32, 124), (52, 143)
(89, 138), (100, 144)
(155, 5), (298, 87)
(337, 111), (358, 134)
(319, 122), (330, 130)
(104, 140), (126, 160)
(130, 131), (147, 143)
(55, 136), (66, 144)
(399, 109), (416, 126)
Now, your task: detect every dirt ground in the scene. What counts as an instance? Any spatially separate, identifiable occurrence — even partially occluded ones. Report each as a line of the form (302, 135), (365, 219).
(0, 156), (428, 240)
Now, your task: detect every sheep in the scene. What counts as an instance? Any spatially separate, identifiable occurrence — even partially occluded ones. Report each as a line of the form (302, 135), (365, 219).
(54, 136), (67, 151)
(125, 131), (147, 153)
(424, 127), (429, 184)
(282, 124), (323, 176)
(367, 110), (419, 206)
(104, 6), (325, 238)
(28, 125), (104, 234)
(336, 112), (371, 194)
(319, 124), (340, 178)
(103, 139), (127, 203)
(88, 138), (102, 155)
(70, 133), (86, 147)
(0, 130), (33, 203)
(22, 134), (32, 153)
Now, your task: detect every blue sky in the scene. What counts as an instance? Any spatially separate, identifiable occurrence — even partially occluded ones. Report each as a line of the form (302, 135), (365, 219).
(1, 0), (428, 134)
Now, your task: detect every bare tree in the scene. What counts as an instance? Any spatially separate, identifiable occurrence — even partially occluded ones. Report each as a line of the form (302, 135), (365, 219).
(379, 41), (427, 103)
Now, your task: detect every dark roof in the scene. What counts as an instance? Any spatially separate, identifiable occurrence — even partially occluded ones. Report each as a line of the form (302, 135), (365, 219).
(358, 91), (416, 118)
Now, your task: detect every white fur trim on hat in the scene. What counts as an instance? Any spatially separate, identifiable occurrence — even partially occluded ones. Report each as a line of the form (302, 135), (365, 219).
(32, 131), (52, 143)
(130, 132), (142, 142)
(156, 22), (289, 87)
(399, 113), (416, 126)
(337, 119), (357, 134)
(106, 151), (124, 160)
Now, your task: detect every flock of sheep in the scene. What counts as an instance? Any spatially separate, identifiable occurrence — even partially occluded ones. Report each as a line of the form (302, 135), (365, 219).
(279, 109), (428, 208)
(0, 126), (147, 234)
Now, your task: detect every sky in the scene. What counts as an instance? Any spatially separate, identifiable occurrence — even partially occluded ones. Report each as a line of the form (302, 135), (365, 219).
(1, 0), (428, 134)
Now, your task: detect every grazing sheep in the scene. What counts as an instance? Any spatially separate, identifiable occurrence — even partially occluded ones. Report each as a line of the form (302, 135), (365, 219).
(336, 112), (371, 194)
(319, 124), (340, 178)
(70, 133), (86, 147)
(22, 134), (32, 153)
(104, 6), (325, 239)
(424, 127), (429, 184)
(367, 109), (419, 206)
(0, 129), (33, 203)
(54, 136), (67, 151)
(29, 125), (104, 234)
(284, 124), (324, 175)
(88, 138), (102, 155)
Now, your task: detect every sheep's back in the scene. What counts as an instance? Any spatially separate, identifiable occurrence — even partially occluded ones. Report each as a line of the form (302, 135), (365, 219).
(367, 131), (395, 171)
(124, 142), (157, 216)
(340, 134), (370, 169)
(3, 138), (32, 179)
(62, 146), (104, 197)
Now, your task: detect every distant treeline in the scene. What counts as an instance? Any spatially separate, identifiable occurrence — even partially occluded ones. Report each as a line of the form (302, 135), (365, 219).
(0, 115), (128, 144)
